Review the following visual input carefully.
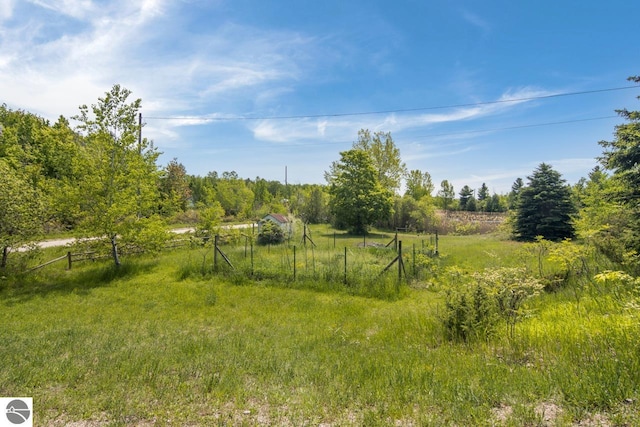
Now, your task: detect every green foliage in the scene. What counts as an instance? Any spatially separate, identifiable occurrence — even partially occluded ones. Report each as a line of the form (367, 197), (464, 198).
(442, 267), (543, 342)
(351, 128), (407, 193)
(597, 77), (640, 257)
(437, 179), (455, 210)
(514, 163), (576, 241)
(573, 167), (633, 268)
(257, 221), (285, 245)
(215, 174), (254, 219)
(458, 185), (474, 211)
(405, 169), (434, 200)
(119, 216), (171, 254)
(0, 160), (44, 269)
(326, 149), (393, 234)
(196, 202), (225, 238)
(299, 186), (329, 224)
(72, 85), (163, 266)
(508, 177), (524, 209)
(159, 158), (192, 216)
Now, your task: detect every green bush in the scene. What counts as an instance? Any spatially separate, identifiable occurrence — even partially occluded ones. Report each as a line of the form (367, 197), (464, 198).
(442, 267), (543, 342)
(257, 221), (285, 245)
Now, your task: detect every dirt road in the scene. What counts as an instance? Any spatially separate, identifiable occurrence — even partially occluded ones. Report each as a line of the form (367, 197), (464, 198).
(15, 223), (254, 252)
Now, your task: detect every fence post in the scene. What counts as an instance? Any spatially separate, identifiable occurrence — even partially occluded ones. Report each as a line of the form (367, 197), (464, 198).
(344, 246), (347, 285)
(67, 251), (72, 270)
(398, 241), (403, 282)
(214, 234), (219, 271)
(293, 245), (296, 281)
(251, 243), (254, 276)
(435, 230), (439, 255)
(412, 243), (416, 277)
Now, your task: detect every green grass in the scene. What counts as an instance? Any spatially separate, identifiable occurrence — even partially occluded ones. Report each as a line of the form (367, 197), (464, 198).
(1, 232), (639, 425)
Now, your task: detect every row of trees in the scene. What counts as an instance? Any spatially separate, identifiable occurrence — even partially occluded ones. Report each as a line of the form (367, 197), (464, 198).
(2, 76), (639, 270)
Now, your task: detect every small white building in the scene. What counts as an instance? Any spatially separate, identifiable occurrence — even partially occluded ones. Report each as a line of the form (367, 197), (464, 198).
(258, 213), (293, 237)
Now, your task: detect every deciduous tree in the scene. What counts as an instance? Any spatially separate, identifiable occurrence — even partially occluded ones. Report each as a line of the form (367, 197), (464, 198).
(352, 129), (406, 193)
(0, 160), (43, 269)
(326, 149), (393, 234)
(72, 84), (166, 266)
(437, 180), (455, 211)
(405, 169), (434, 200)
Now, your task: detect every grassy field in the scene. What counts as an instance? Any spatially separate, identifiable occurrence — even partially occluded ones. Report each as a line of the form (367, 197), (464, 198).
(1, 231), (639, 426)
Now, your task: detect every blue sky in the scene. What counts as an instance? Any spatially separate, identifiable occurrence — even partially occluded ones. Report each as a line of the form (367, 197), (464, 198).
(1, 0), (639, 194)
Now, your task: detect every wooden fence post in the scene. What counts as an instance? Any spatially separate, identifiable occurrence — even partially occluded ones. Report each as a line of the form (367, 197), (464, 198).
(67, 251), (72, 270)
(398, 241), (403, 281)
(214, 235), (219, 271)
(344, 246), (347, 284)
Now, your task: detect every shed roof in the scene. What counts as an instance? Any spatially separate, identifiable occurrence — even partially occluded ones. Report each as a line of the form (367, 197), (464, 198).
(262, 213), (289, 224)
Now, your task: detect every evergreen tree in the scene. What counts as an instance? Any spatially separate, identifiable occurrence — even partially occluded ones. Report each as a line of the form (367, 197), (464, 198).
(508, 178), (524, 209)
(459, 185), (474, 211)
(514, 163), (576, 241)
(477, 182), (490, 211)
(598, 75), (640, 252)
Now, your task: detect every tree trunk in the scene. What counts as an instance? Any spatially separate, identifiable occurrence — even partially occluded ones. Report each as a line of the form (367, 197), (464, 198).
(1, 246), (8, 269)
(110, 236), (121, 267)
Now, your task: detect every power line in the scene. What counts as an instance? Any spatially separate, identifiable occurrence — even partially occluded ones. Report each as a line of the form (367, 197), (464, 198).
(410, 115), (620, 140)
(145, 85), (639, 122)
(180, 114), (621, 149)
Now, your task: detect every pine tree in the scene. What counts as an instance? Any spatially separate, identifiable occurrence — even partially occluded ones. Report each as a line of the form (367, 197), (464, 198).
(514, 163), (576, 241)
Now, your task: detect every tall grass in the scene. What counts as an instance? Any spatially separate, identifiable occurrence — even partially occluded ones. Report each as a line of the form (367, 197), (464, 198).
(0, 232), (638, 425)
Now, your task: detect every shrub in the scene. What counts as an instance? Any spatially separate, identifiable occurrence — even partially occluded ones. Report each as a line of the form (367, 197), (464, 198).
(442, 267), (543, 342)
(257, 221), (285, 245)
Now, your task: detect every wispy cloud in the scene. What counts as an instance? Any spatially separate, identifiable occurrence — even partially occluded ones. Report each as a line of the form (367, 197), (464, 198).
(247, 86), (555, 144)
(460, 8), (491, 33)
(0, 0), (316, 126)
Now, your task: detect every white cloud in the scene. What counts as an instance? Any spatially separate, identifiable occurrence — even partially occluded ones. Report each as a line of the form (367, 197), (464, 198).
(460, 8), (491, 33)
(0, 0), (316, 131)
(0, 0), (15, 20)
(248, 86), (556, 144)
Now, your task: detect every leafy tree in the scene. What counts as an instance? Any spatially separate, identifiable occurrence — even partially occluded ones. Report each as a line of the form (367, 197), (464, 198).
(514, 163), (576, 241)
(351, 129), (407, 193)
(598, 75), (640, 253)
(458, 185), (474, 211)
(437, 180), (455, 211)
(300, 186), (328, 224)
(215, 173), (254, 219)
(160, 158), (192, 215)
(326, 149), (393, 234)
(252, 177), (273, 211)
(72, 84), (166, 266)
(405, 169), (434, 200)
(409, 196), (438, 232)
(0, 160), (44, 269)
